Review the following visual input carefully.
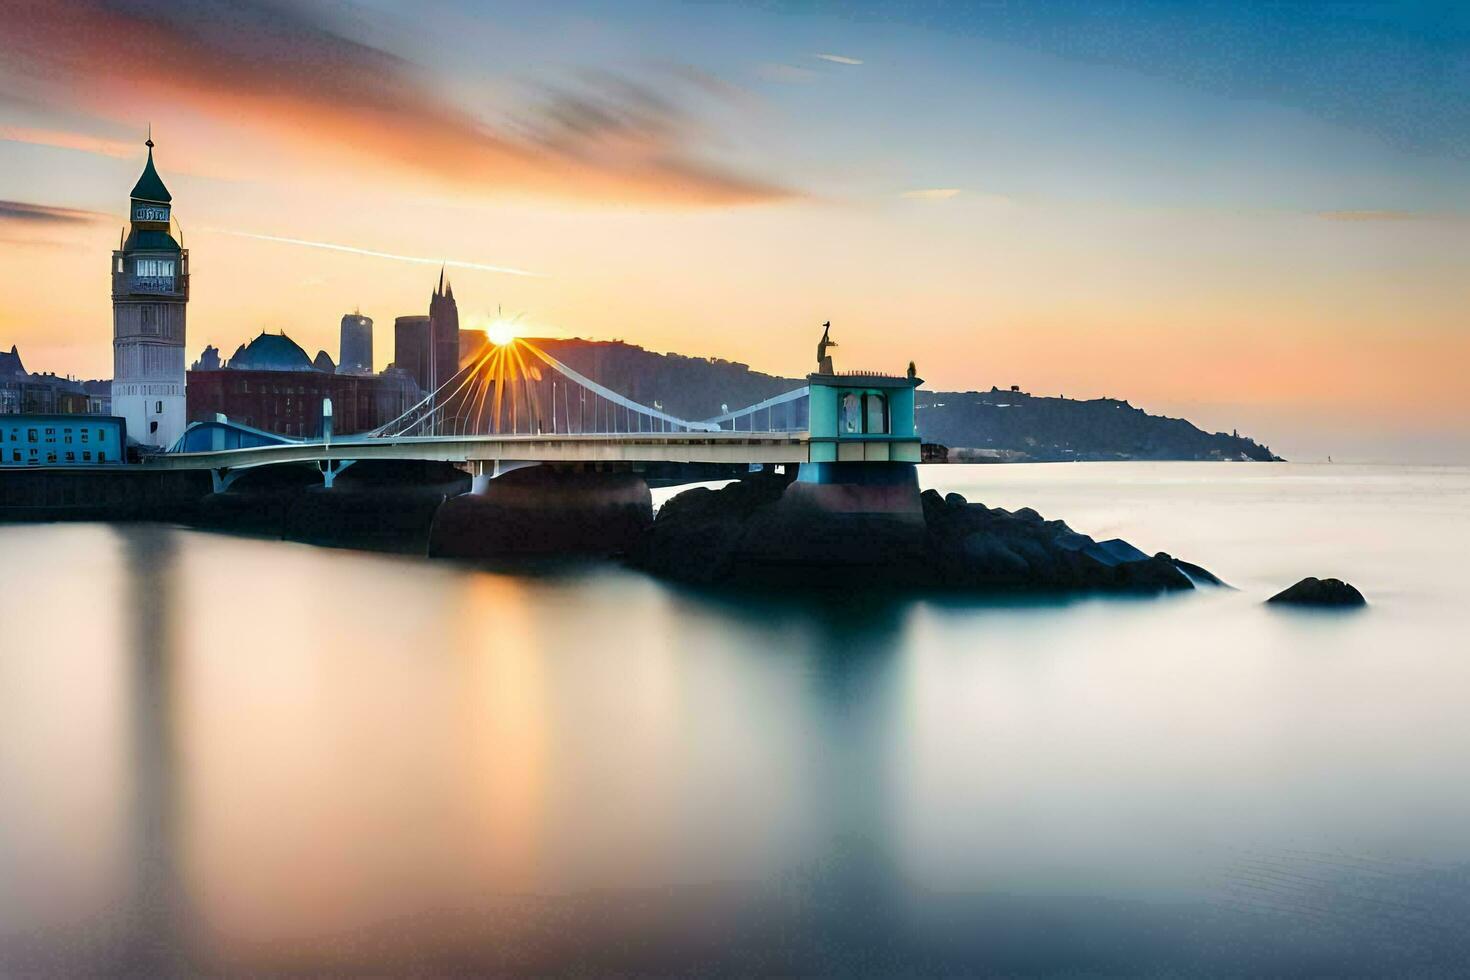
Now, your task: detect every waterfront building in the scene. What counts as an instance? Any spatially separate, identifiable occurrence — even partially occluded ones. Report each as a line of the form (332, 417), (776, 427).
(1, 345), (109, 416)
(393, 315), (432, 393)
(803, 326), (921, 468)
(112, 135), (188, 450)
(339, 312), (373, 373)
(0, 345), (23, 381)
(0, 414), (126, 466)
(187, 332), (419, 438)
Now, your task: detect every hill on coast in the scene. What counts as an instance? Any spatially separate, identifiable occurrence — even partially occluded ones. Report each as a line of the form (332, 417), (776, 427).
(529, 338), (1281, 462)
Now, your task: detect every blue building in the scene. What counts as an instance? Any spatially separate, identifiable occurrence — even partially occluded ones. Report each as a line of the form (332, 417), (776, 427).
(805, 369), (922, 465)
(1, 415), (127, 466)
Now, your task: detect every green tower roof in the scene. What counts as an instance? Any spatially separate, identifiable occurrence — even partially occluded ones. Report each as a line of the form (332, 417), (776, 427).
(129, 138), (172, 204)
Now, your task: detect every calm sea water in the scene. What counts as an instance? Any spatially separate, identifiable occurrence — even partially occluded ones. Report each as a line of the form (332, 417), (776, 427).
(2, 463), (1468, 976)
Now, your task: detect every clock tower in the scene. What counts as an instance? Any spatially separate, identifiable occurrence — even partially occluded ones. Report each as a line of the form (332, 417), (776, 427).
(112, 135), (188, 449)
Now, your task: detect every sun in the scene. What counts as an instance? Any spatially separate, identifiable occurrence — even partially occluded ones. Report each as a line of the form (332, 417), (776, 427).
(483, 318), (519, 347)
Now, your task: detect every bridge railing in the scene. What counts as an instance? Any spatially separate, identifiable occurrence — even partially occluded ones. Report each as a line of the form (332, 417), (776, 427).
(700, 386), (809, 433)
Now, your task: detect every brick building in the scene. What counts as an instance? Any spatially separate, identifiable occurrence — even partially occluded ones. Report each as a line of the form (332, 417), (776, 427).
(186, 332), (419, 438)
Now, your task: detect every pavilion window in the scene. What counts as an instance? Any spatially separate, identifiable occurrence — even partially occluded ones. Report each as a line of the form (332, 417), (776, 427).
(864, 393), (887, 434)
(841, 392), (862, 434)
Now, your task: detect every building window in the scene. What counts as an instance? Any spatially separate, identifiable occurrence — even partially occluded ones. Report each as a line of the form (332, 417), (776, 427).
(65, 451), (75, 462)
(155, 400), (163, 413)
(97, 452), (106, 463)
(96, 429), (104, 440)
(64, 433), (72, 444)
(116, 257), (124, 273)
(81, 430), (89, 443)
(841, 392), (862, 434)
(46, 451), (56, 463)
(136, 257), (175, 277)
(83, 451), (92, 461)
(865, 393), (887, 434)
(26, 429), (36, 442)
(10, 450), (18, 462)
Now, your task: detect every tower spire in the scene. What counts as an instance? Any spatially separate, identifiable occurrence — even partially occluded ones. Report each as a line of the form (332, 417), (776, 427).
(130, 128), (171, 204)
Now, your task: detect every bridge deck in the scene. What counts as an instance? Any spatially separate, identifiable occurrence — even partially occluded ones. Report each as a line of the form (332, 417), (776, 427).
(146, 431), (814, 471)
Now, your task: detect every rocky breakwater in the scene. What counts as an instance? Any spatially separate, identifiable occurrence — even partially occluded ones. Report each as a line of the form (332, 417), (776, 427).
(920, 490), (1221, 592)
(630, 474), (1224, 593)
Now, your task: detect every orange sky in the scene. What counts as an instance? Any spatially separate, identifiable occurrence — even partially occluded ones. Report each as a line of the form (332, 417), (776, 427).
(2, 0), (1467, 461)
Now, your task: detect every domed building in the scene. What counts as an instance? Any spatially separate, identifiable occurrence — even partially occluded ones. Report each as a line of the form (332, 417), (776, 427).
(186, 329), (418, 438)
(225, 331), (317, 372)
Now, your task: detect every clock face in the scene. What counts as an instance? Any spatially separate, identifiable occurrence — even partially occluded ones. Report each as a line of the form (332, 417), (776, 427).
(132, 204), (170, 223)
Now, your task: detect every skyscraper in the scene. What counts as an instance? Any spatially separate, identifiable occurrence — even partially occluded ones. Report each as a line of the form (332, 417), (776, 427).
(112, 136), (187, 448)
(339, 312), (373, 374)
(393, 315), (432, 394)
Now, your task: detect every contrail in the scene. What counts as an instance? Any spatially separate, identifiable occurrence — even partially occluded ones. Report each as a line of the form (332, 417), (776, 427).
(211, 229), (546, 277)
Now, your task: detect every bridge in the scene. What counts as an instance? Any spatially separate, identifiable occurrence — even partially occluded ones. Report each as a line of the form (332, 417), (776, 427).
(153, 335), (922, 490)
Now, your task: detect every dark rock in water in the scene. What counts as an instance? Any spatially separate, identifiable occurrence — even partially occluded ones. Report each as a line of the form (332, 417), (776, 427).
(631, 470), (926, 587)
(631, 479), (1222, 594)
(1086, 538), (1150, 567)
(1267, 577), (1366, 607)
(1158, 553), (1228, 587)
(921, 490), (1196, 592)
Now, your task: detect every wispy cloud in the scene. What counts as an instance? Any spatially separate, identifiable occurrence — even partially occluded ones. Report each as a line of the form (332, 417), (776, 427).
(0, 200), (108, 224)
(1316, 209), (1428, 222)
(0, 0), (796, 208)
(815, 53), (863, 65)
(757, 63), (819, 83)
(213, 229), (545, 278)
(0, 125), (135, 158)
(901, 188), (962, 200)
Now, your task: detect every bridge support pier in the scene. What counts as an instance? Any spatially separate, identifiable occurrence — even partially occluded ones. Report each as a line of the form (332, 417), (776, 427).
(734, 462), (927, 579)
(319, 459), (356, 489)
(209, 468), (244, 494)
(791, 461), (924, 516)
(430, 465), (652, 559)
(468, 459), (539, 494)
